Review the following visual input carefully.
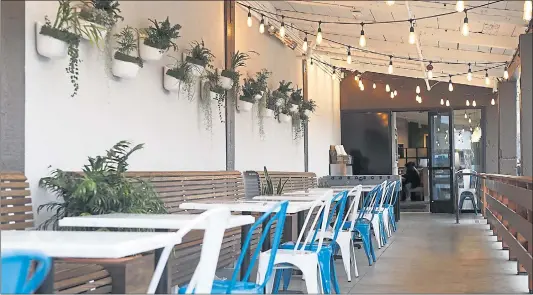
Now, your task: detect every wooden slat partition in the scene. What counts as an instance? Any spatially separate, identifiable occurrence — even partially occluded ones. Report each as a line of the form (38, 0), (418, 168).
(480, 173), (533, 293)
(124, 171), (245, 286)
(257, 171), (317, 192)
(0, 172), (113, 294)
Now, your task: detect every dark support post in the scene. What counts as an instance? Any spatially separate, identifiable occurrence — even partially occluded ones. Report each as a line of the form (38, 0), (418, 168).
(224, 0), (236, 171)
(303, 59), (309, 172)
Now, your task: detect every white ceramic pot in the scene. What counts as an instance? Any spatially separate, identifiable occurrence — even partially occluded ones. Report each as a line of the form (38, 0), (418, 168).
(275, 98), (284, 107)
(254, 94), (262, 101)
(289, 104), (299, 112)
(279, 113), (292, 123)
(218, 76), (234, 90)
(139, 41), (163, 61)
(78, 18), (107, 41)
(112, 58), (140, 79)
(303, 109), (312, 117)
(163, 67), (183, 91)
(238, 100), (254, 112)
(260, 108), (274, 118)
(189, 63), (205, 77)
(35, 22), (68, 59)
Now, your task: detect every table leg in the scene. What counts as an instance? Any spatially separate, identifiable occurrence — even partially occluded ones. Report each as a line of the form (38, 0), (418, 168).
(155, 229), (170, 294)
(36, 258), (55, 294)
(262, 217), (271, 251)
(240, 211), (252, 280)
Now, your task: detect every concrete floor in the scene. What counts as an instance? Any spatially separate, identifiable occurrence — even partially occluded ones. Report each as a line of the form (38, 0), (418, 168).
(285, 213), (530, 294)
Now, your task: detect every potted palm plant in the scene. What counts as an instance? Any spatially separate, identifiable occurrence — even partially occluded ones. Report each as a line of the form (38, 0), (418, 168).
(139, 17), (181, 61)
(76, 0), (123, 42)
(239, 78), (256, 112)
(272, 80), (293, 107)
(253, 69), (271, 101)
(289, 87), (303, 112)
(164, 59), (194, 99)
(185, 40), (215, 77)
(300, 99), (317, 118)
(219, 51), (256, 94)
(112, 26), (143, 79)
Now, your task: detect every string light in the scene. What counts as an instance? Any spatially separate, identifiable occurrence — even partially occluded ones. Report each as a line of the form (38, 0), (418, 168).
(347, 46), (352, 64)
(525, 0), (532, 21)
(302, 34), (308, 52)
(386, 1), (395, 5)
(373, 83), (377, 89)
(446, 99), (450, 107)
(416, 85), (421, 94)
(468, 116), (472, 123)
(310, 59), (313, 66)
(316, 21), (323, 45)
(491, 98), (496, 105)
(464, 111), (468, 119)
(485, 69), (490, 86)
(359, 23), (366, 47)
(440, 98), (444, 105)
(259, 15), (265, 34)
(394, 90), (398, 96)
(503, 65), (509, 79)
(456, 0), (465, 12)
(280, 16), (286, 37)
(408, 20), (416, 44)
(448, 75), (454, 92)
(247, 7), (253, 27)
(427, 62), (433, 79)
(462, 11), (469, 36)
(388, 56), (394, 74)
(354, 75), (359, 81)
(360, 81), (365, 91)
(386, 84), (391, 92)
(472, 100), (477, 107)
(466, 99), (470, 106)
(390, 91), (394, 98)
(358, 79), (363, 88)
(467, 63), (473, 81)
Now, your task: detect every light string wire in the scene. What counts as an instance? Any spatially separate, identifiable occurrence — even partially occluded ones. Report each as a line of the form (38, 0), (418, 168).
(239, 1), (508, 66)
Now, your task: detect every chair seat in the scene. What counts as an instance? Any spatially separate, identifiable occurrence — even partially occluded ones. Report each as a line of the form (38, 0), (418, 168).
(179, 280), (263, 294)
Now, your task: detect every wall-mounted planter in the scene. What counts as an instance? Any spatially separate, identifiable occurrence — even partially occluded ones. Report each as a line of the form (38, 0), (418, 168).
(303, 109), (312, 117)
(35, 22), (68, 59)
(185, 57), (206, 77)
(275, 98), (284, 107)
(279, 113), (291, 123)
(254, 94), (262, 101)
(163, 66), (183, 91)
(139, 41), (163, 61)
(289, 104), (299, 112)
(218, 76), (233, 90)
(238, 100), (254, 112)
(78, 19), (108, 41)
(112, 59), (140, 79)
(260, 108), (274, 118)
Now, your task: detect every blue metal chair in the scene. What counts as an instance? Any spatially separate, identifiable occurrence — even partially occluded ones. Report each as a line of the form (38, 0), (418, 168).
(1, 251), (52, 294)
(273, 190), (349, 294)
(178, 201), (289, 294)
(384, 180), (401, 233)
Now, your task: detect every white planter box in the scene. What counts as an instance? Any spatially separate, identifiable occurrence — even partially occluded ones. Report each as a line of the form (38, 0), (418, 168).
(218, 75), (233, 90)
(163, 67), (183, 91)
(254, 94), (262, 101)
(35, 22), (68, 59)
(303, 109), (312, 117)
(112, 58), (140, 79)
(78, 18), (108, 41)
(139, 41), (163, 61)
(260, 108), (274, 118)
(189, 63), (205, 77)
(238, 100), (254, 112)
(289, 104), (299, 112)
(279, 113), (291, 123)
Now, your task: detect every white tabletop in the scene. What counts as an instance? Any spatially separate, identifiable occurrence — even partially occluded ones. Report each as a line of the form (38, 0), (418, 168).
(179, 201), (314, 214)
(1, 230), (177, 259)
(59, 213), (255, 230)
(253, 195), (320, 201)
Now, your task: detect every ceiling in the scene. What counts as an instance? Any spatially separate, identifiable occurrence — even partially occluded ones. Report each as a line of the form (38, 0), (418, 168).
(246, 1), (526, 88)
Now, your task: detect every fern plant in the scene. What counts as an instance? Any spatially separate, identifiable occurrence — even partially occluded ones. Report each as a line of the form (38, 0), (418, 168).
(290, 87), (303, 105)
(166, 59), (195, 100)
(114, 26), (143, 67)
(261, 166), (288, 196)
(186, 40), (215, 68)
(221, 51), (257, 106)
(37, 141), (167, 230)
(143, 17), (181, 52)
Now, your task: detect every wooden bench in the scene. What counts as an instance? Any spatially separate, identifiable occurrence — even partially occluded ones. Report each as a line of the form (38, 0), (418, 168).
(0, 172), (113, 294)
(256, 171), (317, 192)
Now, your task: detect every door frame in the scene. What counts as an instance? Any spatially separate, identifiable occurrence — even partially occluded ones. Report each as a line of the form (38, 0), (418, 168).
(428, 110), (456, 213)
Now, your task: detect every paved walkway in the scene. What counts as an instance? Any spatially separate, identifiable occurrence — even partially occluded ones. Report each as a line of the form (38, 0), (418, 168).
(288, 213), (529, 293)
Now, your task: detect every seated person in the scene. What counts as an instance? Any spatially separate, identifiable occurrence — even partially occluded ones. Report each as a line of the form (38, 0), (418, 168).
(401, 162), (421, 201)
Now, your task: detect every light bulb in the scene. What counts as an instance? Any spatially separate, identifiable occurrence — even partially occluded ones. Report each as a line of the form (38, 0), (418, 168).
(504, 67), (509, 79)
(466, 100), (470, 106)
(388, 57), (394, 74)
(354, 75), (359, 81)
(524, 1), (532, 21)
(359, 25), (366, 47)
(390, 91), (394, 98)
(491, 98), (496, 105)
(280, 21), (286, 38)
(386, 1), (395, 6)
(316, 22), (323, 45)
(468, 118), (471, 123)
(472, 100), (477, 107)
(358, 80), (363, 88)
(462, 13), (469, 36)
(467, 64), (473, 81)
(448, 76), (454, 92)
(386, 84), (390, 92)
(416, 85), (420, 94)
(427, 69), (433, 79)
(347, 47), (352, 64)
(456, 0), (465, 12)
(440, 98), (444, 105)
(394, 90), (398, 96)
(302, 34), (308, 52)
(259, 16), (265, 34)
(446, 99), (450, 107)
(464, 112), (468, 119)
(408, 23), (416, 44)
(485, 70), (490, 86)
(247, 9), (252, 28)
(360, 83), (365, 91)
(373, 83), (376, 89)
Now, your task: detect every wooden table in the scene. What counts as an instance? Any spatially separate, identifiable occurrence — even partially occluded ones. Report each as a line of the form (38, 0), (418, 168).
(1, 230), (177, 294)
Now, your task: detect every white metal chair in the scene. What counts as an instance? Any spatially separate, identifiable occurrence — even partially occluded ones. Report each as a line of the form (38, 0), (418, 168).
(147, 207), (231, 294)
(361, 182), (388, 249)
(258, 190), (335, 294)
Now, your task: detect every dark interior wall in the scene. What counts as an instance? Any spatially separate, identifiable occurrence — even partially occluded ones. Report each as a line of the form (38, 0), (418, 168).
(408, 122), (429, 148)
(341, 111), (392, 175)
(341, 72), (496, 111)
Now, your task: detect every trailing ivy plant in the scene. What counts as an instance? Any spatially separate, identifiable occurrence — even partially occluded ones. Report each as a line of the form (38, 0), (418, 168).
(271, 80), (293, 120)
(40, 0), (83, 97)
(113, 26), (143, 67)
(293, 100), (317, 141)
(37, 141), (167, 230)
(221, 51), (257, 108)
(200, 69), (226, 131)
(166, 59), (195, 100)
(143, 17), (181, 53)
(186, 40), (215, 69)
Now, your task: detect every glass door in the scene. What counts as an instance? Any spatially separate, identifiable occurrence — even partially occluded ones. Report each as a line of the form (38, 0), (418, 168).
(428, 111), (455, 213)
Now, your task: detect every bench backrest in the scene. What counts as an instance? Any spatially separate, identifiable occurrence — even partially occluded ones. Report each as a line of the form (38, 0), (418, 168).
(256, 171), (317, 192)
(0, 173), (33, 230)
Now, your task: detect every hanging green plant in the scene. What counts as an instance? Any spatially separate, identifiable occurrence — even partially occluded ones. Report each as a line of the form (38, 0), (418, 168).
(77, 0), (123, 43)
(220, 51), (258, 107)
(112, 26), (143, 79)
(186, 40), (215, 69)
(201, 69), (227, 131)
(164, 59), (195, 100)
